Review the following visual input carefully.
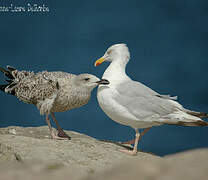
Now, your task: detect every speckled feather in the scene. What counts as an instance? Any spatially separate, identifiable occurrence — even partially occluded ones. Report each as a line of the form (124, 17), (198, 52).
(0, 66), (105, 139)
(5, 70), (91, 115)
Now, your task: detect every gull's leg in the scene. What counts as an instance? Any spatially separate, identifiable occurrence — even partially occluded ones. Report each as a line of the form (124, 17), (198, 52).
(51, 112), (71, 140)
(121, 139), (135, 145)
(122, 127), (151, 145)
(45, 114), (64, 140)
(120, 129), (140, 155)
(140, 127), (151, 139)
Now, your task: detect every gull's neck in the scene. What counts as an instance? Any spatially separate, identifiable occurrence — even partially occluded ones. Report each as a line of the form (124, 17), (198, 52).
(103, 57), (129, 82)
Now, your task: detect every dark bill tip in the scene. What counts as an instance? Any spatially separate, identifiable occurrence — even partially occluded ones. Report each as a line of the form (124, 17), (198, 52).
(96, 79), (110, 85)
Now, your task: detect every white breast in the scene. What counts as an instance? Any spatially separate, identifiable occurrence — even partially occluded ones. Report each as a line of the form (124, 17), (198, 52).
(97, 84), (163, 129)
(97, 83), (138, 127)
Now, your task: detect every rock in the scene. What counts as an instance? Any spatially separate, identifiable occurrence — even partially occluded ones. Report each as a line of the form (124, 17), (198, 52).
(0, 126), (159, 179)
(0, 162), (85, 180)
(0, 126), (207, 180)
(85, 148), (208, 180)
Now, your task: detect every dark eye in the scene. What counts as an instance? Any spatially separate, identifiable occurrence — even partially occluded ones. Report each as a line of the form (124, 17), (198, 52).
(107, 49), (112, 54)
(84, 78), (90, 81)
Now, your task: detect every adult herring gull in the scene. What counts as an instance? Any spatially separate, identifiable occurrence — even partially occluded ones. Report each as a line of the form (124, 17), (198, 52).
(94, 43), (208, 155)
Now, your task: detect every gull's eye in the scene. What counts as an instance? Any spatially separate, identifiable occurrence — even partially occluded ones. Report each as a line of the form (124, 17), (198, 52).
(107, 49), (112, 54)
(84, 78), (90, 81)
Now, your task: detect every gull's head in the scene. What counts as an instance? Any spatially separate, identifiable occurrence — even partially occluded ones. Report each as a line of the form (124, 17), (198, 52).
(94, 43), (130, 66)
(74, 74), (110, 91)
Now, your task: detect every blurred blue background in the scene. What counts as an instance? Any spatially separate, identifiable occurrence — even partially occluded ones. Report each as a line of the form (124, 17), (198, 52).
(0, 0), (208, 156)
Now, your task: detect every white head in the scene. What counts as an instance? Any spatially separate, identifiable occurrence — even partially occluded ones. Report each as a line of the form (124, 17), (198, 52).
(94, 44), (130, 66)
(74, 74), (109, 91)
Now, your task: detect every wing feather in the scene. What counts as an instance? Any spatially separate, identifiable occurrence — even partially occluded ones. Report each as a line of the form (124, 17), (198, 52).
(115, 81), (182, 120)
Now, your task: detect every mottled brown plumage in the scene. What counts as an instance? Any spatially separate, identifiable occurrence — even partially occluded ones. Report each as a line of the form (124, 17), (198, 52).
(0, 66), (109, 139)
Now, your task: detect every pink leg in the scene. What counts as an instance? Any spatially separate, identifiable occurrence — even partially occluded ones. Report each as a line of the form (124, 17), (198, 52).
(46, 114), (69, 140)
(119, 129), (140, 155)
(122, 127), (151, 145)
(51, 113), (71, 140)
(121, 139), (135, 145)
(45, 114), (64, 139)
(140, 127), (151, 137)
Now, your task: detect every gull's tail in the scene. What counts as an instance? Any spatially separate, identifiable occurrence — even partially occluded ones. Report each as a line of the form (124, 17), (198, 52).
(174, 120), (208, 126)
(0, 66), (17, 95)
(0, 65), (35, 96)
(185, 110), (208, 118)
(163, 110), (208, 127)
(182, 110), (208, 126)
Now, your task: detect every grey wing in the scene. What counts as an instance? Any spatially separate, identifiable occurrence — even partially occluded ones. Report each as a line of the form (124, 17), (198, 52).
(117, 80), (159, 97)
(115, 81), (182, 120)
(15, 72), (59, 104)
(118, 80), (177, 100)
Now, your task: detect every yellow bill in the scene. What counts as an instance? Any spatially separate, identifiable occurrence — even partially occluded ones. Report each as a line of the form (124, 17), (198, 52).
(94, 57), (105, 67)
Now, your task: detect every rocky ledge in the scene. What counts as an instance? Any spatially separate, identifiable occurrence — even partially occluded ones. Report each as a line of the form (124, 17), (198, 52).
(0, 126), (207, 180)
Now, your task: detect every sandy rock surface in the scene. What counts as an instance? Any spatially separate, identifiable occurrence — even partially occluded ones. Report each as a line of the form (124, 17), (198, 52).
(0, 126), (207, 180)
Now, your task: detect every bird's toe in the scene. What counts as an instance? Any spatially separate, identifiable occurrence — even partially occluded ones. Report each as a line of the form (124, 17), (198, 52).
(119, 149), (137, 156)
(57, 129), (71, 140)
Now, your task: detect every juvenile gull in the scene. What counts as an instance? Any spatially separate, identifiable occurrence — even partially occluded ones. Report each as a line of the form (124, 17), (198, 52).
(0, 66), (109, 140)
(94, 43), (208, 155)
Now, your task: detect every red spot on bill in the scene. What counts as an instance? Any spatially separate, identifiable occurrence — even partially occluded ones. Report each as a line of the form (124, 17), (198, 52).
(95, 62), (101, 66)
